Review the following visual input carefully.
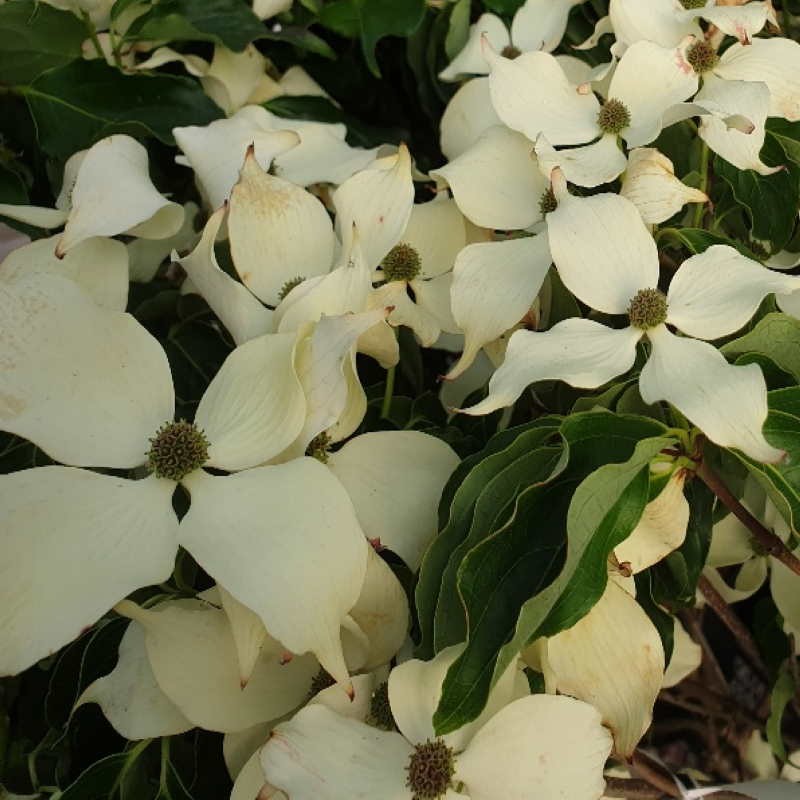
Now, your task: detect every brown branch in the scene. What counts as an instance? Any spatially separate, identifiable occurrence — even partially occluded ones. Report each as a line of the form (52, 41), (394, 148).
(695, 459), (800, 577)
(603, 777), (669, 799)
(698, 575), (769, 681)
(631, 751), (683, 799)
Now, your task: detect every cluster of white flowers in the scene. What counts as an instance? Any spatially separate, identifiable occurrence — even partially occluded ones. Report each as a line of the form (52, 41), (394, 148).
(1, 0), (800, 797)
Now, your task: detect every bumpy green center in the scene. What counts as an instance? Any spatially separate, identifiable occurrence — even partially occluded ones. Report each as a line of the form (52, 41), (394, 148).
(680, 0), (707, 8)
(367, 682), (396, 731)
(596, 98), (631, 135)
(307, 668), (335, 698)
(146, 420), (209, 481)
(686, 40), (719, 74)
(278, 275), (305, 302)
(406, 739), (456, 800)
(501, 44), (521, 59)
(305, 432), (332, 464)
(539, 187), (558, 216)
(628, 288), (668, 330)
(382, 242), (421, 282)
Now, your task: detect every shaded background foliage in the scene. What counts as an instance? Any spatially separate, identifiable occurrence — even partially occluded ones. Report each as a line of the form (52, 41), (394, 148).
(2, 0), (800, 796)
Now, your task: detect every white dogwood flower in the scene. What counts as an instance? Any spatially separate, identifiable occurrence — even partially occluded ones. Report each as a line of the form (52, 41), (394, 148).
(0, 273), (389, 689)
(439, 1), (587, 81)
(461, 187), (800, 463)
(260, 646), (613, 800)
(173, 105), (378, 207)
(685, 35), (800, 173)
(481, 37), (701, 187)
(0, 135), (183, 256)
(591, 0), (773, 54)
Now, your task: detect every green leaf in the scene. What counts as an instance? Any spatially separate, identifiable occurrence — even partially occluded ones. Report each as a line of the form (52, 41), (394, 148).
(444, 0), (470, 60)
(635, 571), (675, 665)
(263, 95), (403, 148)
(483, 0), (524, 13)
(729, 387), (800, 534)
(356, 0), (426, 77)
(21, 59), (222, 159)
(714, 134), (800, 251)
(0, 1), (88, 85)
(722, 313), (800, 383)
(317, 0), (360, 37)
(58, 753), (131, 800)
(656, 227), (759, 259)
(766, 660), (796, 762)
(651, 480), (713, 609)
(415, 418), (561, 658)
(111, 0), (144, 21)
(123, 0), (266, 50)
(767, 118), (800, 166)
(433, 435), (565, 651)
(432, 413), (673, 734)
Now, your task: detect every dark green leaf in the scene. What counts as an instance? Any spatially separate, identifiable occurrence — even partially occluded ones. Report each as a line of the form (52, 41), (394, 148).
(652, 480), (713, 609)
(416, 418), (560, 657)
(317, 0), (360, 37)
(263, 95), (403, 148)
(433, 436), (565, 651)
(722, 313), (800, 383)
(656, 227), (760, 259)
(260, 26), (336, 58)
(0, 1), (87, 85)
(729, 388), (800, 534)
(767, 118), (800, 166)
(123, 0), (266, 51)
(22, 60), (222, 159)
(483, 0), (524, 13)
(433, 413), (673, 734)
(635, 571), (675, 665)
(58, 749), (138, 800)
(356, 0), (426, 77)
(714, 134), (800, 251)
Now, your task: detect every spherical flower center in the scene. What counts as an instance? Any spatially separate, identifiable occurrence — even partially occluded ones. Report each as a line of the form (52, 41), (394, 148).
(539, 187), (558, 216)
(680, 0), (707, 8)
(686, 40), (719, 74)
(596, 98), (631, 135)
(305, 432), (332, 463)
(501, 44), (521, 59)
(367, 682), (396, 731)
(146, 420), (209, 481)
(382, 242), (421, 282)
(406, 738), (456, 800)
(278, 275), (305, 302)
(628, 288), (668, 330)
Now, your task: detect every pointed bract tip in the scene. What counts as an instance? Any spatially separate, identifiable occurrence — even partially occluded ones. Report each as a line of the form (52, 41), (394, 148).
(245, 142), (257, 160)
(239, 677), (249, 690)
(345, 682), (356, 701)
(576, 81), (592, 96)
(479, 32), (498, 63)
(279, 650), (294, 665)
(54, 241), (66, 260)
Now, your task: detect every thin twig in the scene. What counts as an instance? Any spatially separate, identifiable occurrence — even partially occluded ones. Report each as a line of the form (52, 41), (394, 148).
(695, 458), (800, 577)
(680, 609), (730, 695)
(698, 575), (769, 681)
